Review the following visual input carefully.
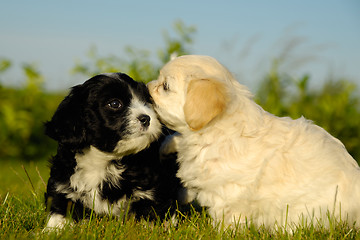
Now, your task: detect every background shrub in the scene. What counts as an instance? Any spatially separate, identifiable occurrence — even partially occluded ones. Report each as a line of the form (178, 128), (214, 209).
(0, 21), (359, 162)
(0, 61), (63, 160)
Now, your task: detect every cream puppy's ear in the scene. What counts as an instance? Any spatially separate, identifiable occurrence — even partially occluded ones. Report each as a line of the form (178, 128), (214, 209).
(184, 79), (228, 131)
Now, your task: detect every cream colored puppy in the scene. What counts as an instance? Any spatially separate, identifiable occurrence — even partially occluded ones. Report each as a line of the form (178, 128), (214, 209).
(148, 55), (360, 229)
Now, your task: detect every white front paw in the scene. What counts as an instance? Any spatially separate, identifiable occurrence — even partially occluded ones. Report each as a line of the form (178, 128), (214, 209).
(43, 213), (70, 232)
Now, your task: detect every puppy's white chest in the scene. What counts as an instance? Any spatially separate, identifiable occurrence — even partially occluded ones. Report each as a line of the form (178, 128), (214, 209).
(57, 146), (127, 215)
(72, 147), (124, 191)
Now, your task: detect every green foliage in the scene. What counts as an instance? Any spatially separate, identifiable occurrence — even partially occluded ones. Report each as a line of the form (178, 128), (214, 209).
(256, 60), (360, 160)
(0, 58), (11, 73)
(0, 21), (359, 164)
(72, 46), (159, 83)
(72, 20), (196, 83)
(158, 20), (196, 64)
(0, 64), (63, 160)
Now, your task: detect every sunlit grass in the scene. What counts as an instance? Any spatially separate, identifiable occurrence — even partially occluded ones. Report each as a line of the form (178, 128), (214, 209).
(0, 159), (49, 197)
(0, 159), (359, 239)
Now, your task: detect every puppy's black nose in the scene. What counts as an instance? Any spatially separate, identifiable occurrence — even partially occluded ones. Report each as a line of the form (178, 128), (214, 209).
(138, 114), (150, 128)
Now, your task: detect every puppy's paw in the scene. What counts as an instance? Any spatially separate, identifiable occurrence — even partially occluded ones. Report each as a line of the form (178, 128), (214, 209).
(43, 213), (72, 232)
(160, 133), (181, 159)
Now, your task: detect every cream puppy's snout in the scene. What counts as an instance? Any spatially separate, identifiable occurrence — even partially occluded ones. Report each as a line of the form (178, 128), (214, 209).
(146, 80), (157, 98)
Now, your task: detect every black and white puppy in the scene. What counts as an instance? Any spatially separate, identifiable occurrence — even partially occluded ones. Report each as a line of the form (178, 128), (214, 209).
(44, 73), (181, 229)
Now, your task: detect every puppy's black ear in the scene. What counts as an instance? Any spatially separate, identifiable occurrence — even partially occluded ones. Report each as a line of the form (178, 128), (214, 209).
(45, 85), (87, 148)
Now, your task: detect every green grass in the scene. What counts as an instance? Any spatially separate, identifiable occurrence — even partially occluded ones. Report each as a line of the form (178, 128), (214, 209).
(1, 159), (359, 239)
(0, 159), (49, 197)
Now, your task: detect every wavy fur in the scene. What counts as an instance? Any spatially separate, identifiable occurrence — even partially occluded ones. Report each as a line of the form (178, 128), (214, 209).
(148, 55), (360, 229)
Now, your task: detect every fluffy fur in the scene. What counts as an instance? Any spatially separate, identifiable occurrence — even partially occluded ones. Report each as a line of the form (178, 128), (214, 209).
(45, 73), (181, 230)
(147, 55), (360, 229)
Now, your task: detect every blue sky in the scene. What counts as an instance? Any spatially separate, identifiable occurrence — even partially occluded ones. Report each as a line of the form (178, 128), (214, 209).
(1, 0), (359, 92)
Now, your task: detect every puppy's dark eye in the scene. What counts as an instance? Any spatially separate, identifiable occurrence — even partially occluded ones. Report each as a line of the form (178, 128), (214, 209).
(107, 99), (122, 109)
(162, 82), (169, 91)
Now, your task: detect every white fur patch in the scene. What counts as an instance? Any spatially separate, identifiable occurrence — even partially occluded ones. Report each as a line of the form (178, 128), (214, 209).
(44, 213), (68, 230)
(72, 147), (125, 192)
(56, 146), (127, 216)
(132, 189), (155, 201)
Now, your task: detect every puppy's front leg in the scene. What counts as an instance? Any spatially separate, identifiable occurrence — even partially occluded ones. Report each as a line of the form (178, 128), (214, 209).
(44, 191), (73, 231)
(159, 132), (181, 159)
